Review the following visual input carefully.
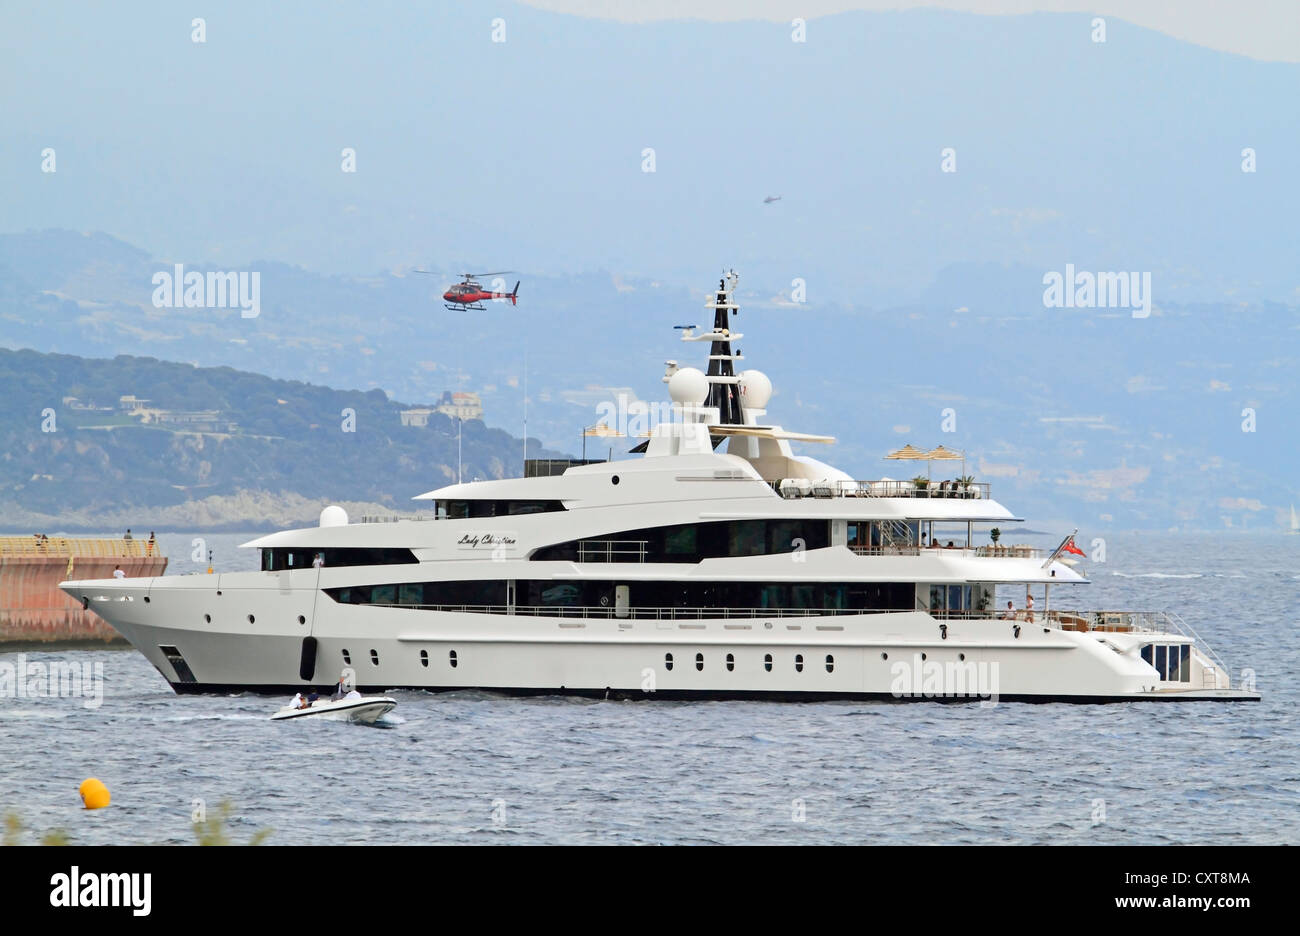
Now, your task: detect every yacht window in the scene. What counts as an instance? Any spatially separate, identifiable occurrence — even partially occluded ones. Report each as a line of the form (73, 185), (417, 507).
(325, 578), (914, 616)
(437, 499), (565, 519)
(663, 525), (698, 556)
(1169, 645), (1190, 682)
(1142, 643), (1190, 682)
(530, 519), (830, 564)
(261, 547), (418, 571)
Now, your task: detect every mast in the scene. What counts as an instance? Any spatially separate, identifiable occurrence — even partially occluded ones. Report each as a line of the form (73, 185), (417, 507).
(704, 270), (743, 432)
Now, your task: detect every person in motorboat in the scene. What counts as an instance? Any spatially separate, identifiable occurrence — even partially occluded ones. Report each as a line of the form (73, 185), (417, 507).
(288, 691), (305, 710)
(331, 667), (356, 701)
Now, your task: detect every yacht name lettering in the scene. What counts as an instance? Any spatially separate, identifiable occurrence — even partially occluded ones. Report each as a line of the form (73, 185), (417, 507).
(457, 533), (518, 549)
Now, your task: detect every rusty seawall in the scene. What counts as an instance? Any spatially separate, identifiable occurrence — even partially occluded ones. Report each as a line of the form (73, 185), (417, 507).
(1, 538), (168, 643)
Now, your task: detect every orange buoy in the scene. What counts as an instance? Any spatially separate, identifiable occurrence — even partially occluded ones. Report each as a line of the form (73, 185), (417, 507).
(79, 778), (110, 809)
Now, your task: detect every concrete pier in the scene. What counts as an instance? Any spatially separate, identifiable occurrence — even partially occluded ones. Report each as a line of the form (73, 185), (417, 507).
(0, 537), (168, 643)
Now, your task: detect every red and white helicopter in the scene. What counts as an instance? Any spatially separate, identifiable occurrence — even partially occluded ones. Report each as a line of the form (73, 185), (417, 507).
(416, 270), (519, 311)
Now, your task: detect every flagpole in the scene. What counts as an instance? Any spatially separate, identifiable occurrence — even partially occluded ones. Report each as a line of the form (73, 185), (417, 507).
(1041, 528), (1079, 569)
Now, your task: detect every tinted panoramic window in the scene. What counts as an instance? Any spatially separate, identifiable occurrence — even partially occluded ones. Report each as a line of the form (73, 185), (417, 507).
(327, 579), (507, 607)
(325, 578), (911, 615)
(438, 499), (566, 519)
(530, 519), (830, 563)
(261, 547), (418, 571)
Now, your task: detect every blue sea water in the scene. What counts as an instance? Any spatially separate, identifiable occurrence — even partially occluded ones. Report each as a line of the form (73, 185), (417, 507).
(1, 532), (1296, 845)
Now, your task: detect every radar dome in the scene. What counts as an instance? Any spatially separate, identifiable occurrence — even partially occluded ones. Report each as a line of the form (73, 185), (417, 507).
(319, 505), (349, 528)
(738, 370), (772, 409)
(668, 367), (709, 406)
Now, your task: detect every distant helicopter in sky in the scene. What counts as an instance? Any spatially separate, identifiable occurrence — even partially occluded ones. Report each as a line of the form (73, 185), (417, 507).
(415, 271), (519, 311)
(763, 195), (782, 204)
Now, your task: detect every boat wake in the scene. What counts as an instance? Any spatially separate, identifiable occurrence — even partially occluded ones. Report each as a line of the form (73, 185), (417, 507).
(1110, 572), (1204, 579)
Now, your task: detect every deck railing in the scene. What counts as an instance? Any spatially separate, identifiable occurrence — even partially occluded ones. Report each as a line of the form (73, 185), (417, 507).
(775, 480), (991, 500)
(576, 539), (650, 563)
(0, 536), (163, 558)
(848, 544), (1047, 558)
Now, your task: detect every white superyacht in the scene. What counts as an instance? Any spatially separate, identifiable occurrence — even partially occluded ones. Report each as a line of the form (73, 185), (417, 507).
(63, 273), (1258, 702)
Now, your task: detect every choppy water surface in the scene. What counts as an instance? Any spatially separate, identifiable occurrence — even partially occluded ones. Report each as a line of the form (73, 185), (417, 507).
(2, 532), (1296, 845)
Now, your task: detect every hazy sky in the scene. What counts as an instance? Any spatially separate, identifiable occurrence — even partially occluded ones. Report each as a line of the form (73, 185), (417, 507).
(524, 1), (1300, 62)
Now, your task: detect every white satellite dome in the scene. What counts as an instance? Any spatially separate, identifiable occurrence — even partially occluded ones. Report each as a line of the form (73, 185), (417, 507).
(738, 369), (772, 409)
(319, 505), (349, 528)
(668, 367), (709, 405)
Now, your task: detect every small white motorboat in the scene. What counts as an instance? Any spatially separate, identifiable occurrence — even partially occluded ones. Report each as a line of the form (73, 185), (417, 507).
(271, 694), (397, 724)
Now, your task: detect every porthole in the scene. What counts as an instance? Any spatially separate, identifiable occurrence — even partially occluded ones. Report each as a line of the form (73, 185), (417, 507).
(695, 652), (704, 672)
(611, 475), (620, 485)
(449, 649), (458, 668)
(825, 654), (834, 673)
(216, 590), (222, 596)
(920, 652), (927, 661)
(203, 614), (211, 624)
(297, 614), (306, 625)
(369, 649), (379, 666)
(795, 654), (804, 673)
(420, 649), (429, 668)
(664, 652), (674, 671)
(726, 653), (735, 672)
(342, 649), (351, 664)
(247, 614), (255, 624)
(764, 653), (773, 672)
(143, 596), (150, 604)
(959, 652), (966, 661)
(881, 652), (888, 660)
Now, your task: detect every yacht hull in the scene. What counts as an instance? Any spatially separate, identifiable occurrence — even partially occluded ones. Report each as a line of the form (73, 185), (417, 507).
(62, 575), (1259, 703)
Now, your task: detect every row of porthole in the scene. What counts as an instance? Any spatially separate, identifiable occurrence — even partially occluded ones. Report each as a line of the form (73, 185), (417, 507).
(199, 613), (307, 625)
(340, 648), (459, 669)
(878, 652), (968, 661)
(664, 652), (835, 674)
